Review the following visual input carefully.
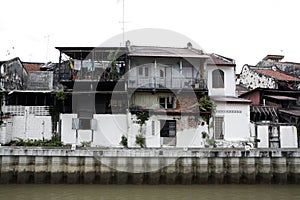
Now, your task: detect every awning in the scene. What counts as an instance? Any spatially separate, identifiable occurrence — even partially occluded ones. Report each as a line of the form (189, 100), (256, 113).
(251, 106), (278, 117)
(265, 95), (297, 101)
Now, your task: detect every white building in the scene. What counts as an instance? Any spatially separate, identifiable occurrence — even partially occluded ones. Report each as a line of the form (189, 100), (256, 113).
(57, 44), (252, 148)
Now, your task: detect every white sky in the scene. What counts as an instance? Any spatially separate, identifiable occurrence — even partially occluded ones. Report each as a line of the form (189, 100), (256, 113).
(1, 0), (300, 72)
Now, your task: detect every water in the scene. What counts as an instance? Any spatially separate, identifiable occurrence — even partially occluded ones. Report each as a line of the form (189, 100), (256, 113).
(0, 185), (299, 200)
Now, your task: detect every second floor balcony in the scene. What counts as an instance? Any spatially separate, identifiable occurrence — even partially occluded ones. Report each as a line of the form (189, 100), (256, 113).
(128, 76), (207, 90)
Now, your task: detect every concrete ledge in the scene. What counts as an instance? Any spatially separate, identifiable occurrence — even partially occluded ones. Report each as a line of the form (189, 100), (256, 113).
(0, 147), (300, 184)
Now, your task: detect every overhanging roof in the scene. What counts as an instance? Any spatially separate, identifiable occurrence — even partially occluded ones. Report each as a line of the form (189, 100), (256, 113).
(127, 46), (209, 58)
(279, 109), (300, 117)
(211, 96), (251, 104)
(265, 95), (297, 101)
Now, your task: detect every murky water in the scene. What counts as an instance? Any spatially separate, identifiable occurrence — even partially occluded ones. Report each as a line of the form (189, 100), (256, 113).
(0, 185), (299, 200)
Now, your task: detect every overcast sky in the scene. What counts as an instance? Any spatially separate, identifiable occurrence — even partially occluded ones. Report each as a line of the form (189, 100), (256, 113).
(1, 0), (299, 72)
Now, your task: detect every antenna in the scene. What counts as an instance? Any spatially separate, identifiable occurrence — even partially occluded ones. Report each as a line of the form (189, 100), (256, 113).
(122, 0), (124, 45)
(118, 0), (129, 46)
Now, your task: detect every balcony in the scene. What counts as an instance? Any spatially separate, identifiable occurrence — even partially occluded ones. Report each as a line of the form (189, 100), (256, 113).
(128, 76), (207, 90)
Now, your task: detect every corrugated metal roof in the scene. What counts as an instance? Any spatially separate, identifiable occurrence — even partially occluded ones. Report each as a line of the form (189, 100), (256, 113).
(279, 109), (300, 117)
(211, 96), (251, 103)
(265, 95), (297, 101)
(23, 62), (42, 71)
(208, 53), (235, 65)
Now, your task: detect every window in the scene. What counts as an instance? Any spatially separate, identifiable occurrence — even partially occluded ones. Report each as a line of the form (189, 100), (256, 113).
(145, 67), (149, 77)
(160, 69), (165, 78)
(160, 120), (176, 137)
(138, 67), (149, 77)
(159, 97), (175, 109)
(214, 116), (224, 139)
(72, 118), (97, 130)
(138, 67), (143, 76)
(212, 69), (224, 88)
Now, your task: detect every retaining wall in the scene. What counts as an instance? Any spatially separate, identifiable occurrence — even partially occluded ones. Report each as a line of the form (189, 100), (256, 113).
(0, 147), (300, 184)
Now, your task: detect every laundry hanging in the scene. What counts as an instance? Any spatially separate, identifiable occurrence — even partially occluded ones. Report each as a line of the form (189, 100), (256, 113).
(74, 59), (81, 71)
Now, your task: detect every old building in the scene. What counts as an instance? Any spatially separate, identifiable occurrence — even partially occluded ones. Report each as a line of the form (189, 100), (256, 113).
(238, 55), (300, 148)
(56, 42), (252, 148)
(0, 58), (55, 144)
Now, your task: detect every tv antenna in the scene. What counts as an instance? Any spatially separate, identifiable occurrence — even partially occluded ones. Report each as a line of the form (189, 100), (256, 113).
(118, 0), (129, 46)
(44, 34), (54, 61)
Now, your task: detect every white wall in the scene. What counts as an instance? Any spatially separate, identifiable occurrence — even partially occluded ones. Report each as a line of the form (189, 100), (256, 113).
(93, 114), (128, 147)
(10, 115), (52, 141)
(60, 114), (77, 144)
(257, 125), (269, 148)
(214, 102), (250, 141)
(207, 65), (236, 96)
(280, 126), (298, 148)
(60, 114), (128, 147)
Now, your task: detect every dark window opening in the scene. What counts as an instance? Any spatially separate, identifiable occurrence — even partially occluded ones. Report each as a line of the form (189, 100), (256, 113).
(212, 69), (224, 88)
(214, 116), (224, 139)
(159, 97), (174, 109)
(145, 67), (149, 77)
(139, 67), (143, 76)
(160, 120), (176, 137)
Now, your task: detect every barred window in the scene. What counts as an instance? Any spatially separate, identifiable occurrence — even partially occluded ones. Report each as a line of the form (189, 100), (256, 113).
(214, 116), (224, 139)
(160, 120), (176, 137)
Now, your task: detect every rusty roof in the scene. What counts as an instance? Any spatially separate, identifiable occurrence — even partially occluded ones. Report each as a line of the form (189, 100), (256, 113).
(211, 96), (251, 103)
(22, 62), (43, 71)
(208, 53), (235, 66)
(255, 69), (300, 81)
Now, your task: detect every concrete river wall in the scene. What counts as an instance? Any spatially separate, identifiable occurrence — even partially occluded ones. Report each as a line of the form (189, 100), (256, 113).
(0, 147), (300, 184)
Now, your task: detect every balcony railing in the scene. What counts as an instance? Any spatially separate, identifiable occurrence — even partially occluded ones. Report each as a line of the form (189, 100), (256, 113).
(128, 77), (207, 90)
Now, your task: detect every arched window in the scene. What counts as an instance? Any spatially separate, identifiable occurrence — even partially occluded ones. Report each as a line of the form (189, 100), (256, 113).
(212, 69), (224, 88)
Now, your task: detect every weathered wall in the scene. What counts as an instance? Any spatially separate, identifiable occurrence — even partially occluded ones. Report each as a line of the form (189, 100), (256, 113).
(214, 102), (250, 141)
(10, 115), (52, 140)
(239, 65), (276, 90)
(0, 147), (300, 184)
(61, 113), (208, 148)
(60, 114), (128, 147)
(27, 71), (53, 90)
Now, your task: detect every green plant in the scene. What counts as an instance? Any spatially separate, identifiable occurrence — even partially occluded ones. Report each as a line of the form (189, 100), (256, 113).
(135, 134), (145, 148)
(207, 138), (215, 146)
(9, 134), (63, 147)
(56, 89), (66, 104)
(198, 96), (216, 112)
(80, 141), (91, 147)
(136, 111), (149, 133)
(201, 131), (208, 139)
(120, 135), (128, 147)
(107, 49), (120, 80)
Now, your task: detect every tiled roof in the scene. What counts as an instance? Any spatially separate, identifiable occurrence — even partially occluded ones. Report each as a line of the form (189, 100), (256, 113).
(255, 69), (300, 81)
(128, 46), (209, 58)
(22, 62), (42, 72)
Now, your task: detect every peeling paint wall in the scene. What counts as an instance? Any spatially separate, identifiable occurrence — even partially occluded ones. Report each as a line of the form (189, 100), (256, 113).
(240, 65), (276, 90)
(27, 71), (53, 90)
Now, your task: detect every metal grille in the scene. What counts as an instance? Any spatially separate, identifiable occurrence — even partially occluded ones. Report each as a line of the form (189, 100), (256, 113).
(214, 116), (224, 139)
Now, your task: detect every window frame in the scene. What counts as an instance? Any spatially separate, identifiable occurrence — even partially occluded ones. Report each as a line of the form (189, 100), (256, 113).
(212, 69), (225, 88)
(214, 116), (224, 139)
(160, 120), (176, 137)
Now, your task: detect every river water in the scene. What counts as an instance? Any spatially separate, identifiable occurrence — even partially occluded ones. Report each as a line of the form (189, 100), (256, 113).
(0, 185), (299, 200)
